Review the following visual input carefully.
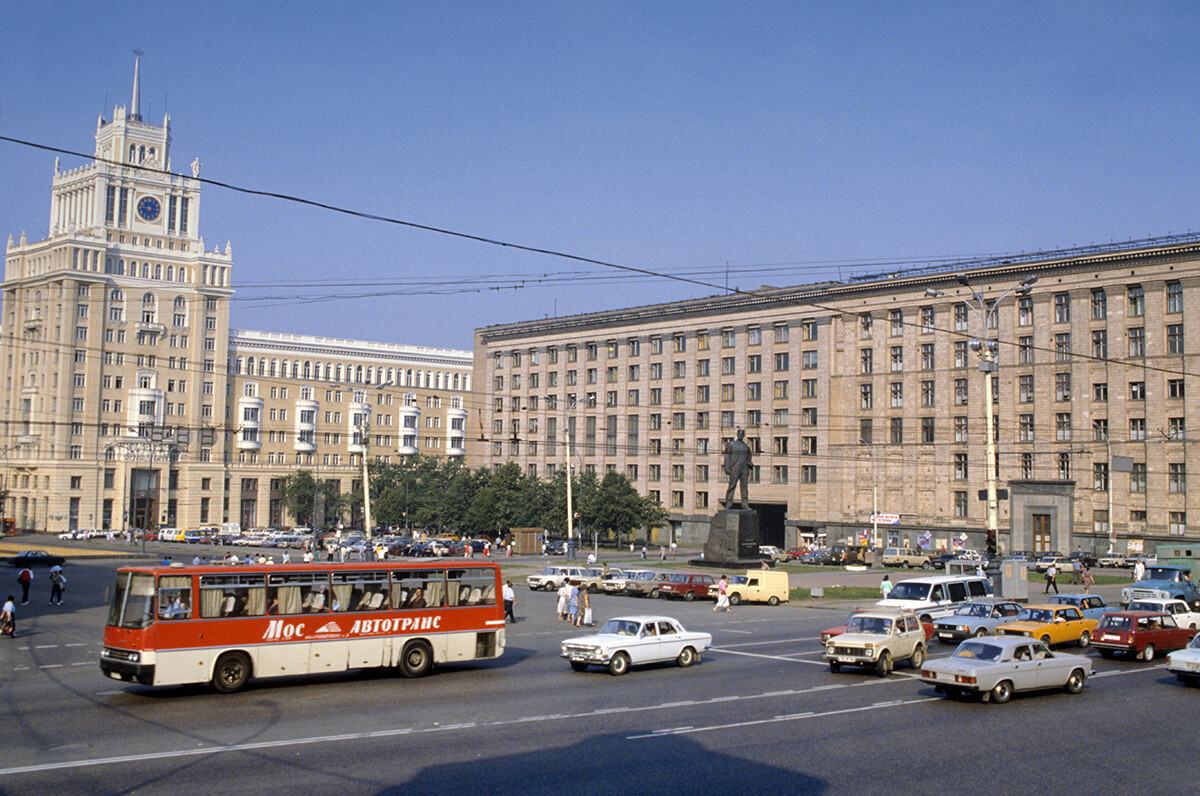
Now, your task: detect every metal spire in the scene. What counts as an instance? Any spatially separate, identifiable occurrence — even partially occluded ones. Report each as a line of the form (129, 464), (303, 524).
(131, 49), (143, 121)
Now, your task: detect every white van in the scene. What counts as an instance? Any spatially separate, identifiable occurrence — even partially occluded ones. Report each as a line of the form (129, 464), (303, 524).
(876, 574), (993, 622)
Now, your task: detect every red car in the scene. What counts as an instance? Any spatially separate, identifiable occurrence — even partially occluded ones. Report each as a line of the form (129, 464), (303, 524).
(1092, 611), (1197, 661)
(820, 609), (936, 645)
(657, 573), (717, 601)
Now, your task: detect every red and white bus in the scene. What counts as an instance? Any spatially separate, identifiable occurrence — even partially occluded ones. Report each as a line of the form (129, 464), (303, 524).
(100, 560), (505, 692)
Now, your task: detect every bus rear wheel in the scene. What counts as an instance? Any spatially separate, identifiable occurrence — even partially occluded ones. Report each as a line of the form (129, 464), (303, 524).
(400, 640), (434, 678)
(212, 651), (252, 693)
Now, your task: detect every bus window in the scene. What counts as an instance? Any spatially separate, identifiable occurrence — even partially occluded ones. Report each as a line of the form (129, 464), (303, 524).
(157, 575), (192, 620)
(446, 569), (497, 606)
(199, 574), (267, 618)
(333, 570), (389, 611)
(392, 570), (444, 609)
(268, 572), (330, 614)
(108, 571), (156, 629)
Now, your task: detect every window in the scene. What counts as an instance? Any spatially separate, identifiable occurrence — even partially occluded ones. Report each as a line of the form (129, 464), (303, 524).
(801, 379), (817, 398)
(801, 350), (817, 369)
(1128, 327), (1145, 357)
(773, 352), (790, 372)
(954, 453), (968, 480)
(918, 417), (933, 444)
(720, 384), (734, 402)
(890, 382), (903, 408)
(1168, 417), (1186, 440)
(1056, 413), (1072, 442)
(800, 465), (817, 484)
(721, 357), (736, 376)
(1093, 419), (1108, 442)
(1170, 512), (1187, 536)
(889, 309), (903, 336)
(889, 345), (903, 371)
(1018, 295), (1033, 326)
(921, 380), (935, 408)
(1128, 285), (1145, 317)
(696, 360), (708, 377)
(776, 323), (791, 343)
(954, 303), (969, 332)
(954, 378), (968, 406)
(1021, 453), (1034, 479)
(773, 465), (788, 484)
(1168, 378), (1185, 399)
(1090, 330), (1107, 360)
(774, 380), (788, 400)
(801, 408), (816, 426)
(1019, 375), (1034, 403)
(651, 362), (664, 379)
(1054, 293), (1070, 323)
(954, 416), (969, 443)
(1058, 452), (1072, 479)
(1055, 372), (1071, 401)
(921, 306), (934, 333)
(1130, 418), (1146, 440)
(860, 384), (873, 410)
(890, 417), (903, 444)
(1091, 288), (1107, 320)
(1093, 382), (1108, 402)
(861, 313), (873, 338)
(955, 491), (968, 519)
(1053, 333), (1071, 362)
(860, 348), (873, 374)
(1018, 336), (1034, 365)
(747, 382), (761, 401)
(860, 418), (873, 444)
(722, 329), (735, 348)
(1131, 462), (1147, 493)
(747, 354), (761, 374)
(673, 334), (686, 353)
(1019, 414), (1035, 442)
(801, 436), (817, 455)
(1167, 281), (1183, 313)
(672, 361), (686, 378)
(1169, 463), (1187, 494)
(921, 344), (935, 371)
(1094, 462), (1109, 491)
(1168, 324), (1184, 355)
(1130, 381), (1145, 401)
(746, 327), (761, 346)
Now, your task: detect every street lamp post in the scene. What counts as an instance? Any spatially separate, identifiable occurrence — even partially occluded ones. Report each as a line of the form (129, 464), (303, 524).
(330, 380), (393, 541)
(927, 274), (1037, 559)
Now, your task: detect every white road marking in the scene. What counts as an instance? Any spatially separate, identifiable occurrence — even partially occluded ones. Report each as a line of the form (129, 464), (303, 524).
(627, 697), (942, 739)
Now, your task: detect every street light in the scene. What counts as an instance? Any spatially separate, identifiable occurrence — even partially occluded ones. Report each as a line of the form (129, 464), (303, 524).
(550, 395), (581, 559)
(329, 380), (393, 540)
(927, 274), (1037, 558)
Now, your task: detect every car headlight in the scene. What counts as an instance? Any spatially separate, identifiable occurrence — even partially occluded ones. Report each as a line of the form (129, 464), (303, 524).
(957, 625), (969, 632)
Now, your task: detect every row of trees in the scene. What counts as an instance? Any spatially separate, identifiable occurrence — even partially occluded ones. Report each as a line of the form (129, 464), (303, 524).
(278, 455), (667, 543)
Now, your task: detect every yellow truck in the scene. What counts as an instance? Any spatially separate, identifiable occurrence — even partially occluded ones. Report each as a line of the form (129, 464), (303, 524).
(726, 569), (790, 605)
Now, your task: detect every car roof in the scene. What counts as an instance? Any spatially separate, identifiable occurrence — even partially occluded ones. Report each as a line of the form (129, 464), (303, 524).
(1106, 610), (1170, 618)
(852, 608), (919, 619)
(605, 615), (682, 624)
(969, 635), (1047, 649)
(896, 574), (984, 584)
(1025, 603), (1076, 610)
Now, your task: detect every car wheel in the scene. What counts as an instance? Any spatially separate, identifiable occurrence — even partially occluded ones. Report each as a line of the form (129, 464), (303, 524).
(1077, 631), (1090, 649)
(990, 679), (1013, 704)
(921, 561), (931, 570)
(588, 584), (599, 594)
(874, 650), (892, 677)
(608, 652), (630, 676)
(683, 591), (695, 602)
(902, 561), (911, 569)
(908, 644), (925, 669)
(1099, 649), (1114, 659)
(212, 651), (252, 693)
(1142, 643), (1155, 662)
(677, 646), (697, 668)
(829, 661), (841, 674)
(649, 589), (659, 599)
(544, 583), (555, 592)
(569, 661), (589, 672)
(399, 640), (434, 678)
(768, 596), (780, 606)
(1064, 668), (1086, 694)
(1040, 635), (1052, 647)
(973, 627), (989, 638)
(728, 593), (741, 606)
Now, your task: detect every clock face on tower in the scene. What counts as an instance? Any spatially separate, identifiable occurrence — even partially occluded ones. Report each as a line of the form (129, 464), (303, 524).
(136, 195), (162, 223)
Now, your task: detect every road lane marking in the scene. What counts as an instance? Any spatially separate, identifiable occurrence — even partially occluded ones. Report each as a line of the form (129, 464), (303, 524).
(627, 697), (942, 739)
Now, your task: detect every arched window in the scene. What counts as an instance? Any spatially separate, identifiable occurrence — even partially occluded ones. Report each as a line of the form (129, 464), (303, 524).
(142, 262), (151, 278)
(235, 357), (243, 374)
(355, 365), (364, 383)
(177, 266), (187, 283)
(245, 357), (254, 375)
(128, 144), (137, 162)
(269, 359), (277, 377)
(141, 292), (156, 323)
(166, 265), (174, 281)
(154, 263), (162, 279)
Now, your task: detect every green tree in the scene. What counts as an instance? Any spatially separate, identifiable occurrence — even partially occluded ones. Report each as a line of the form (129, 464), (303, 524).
(278, 470), (341, 528)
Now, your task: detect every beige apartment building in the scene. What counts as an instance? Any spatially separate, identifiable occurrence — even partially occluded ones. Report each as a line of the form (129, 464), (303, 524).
(0, 59), (470, 535)
(474, 237), (1200, 556)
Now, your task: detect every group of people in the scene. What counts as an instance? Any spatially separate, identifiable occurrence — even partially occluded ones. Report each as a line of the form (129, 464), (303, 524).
(3, 564), (67, 638)
(555, 579), (593, 626)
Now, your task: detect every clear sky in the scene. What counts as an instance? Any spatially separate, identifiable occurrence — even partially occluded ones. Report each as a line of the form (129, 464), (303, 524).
(2, 1), (1197, 352)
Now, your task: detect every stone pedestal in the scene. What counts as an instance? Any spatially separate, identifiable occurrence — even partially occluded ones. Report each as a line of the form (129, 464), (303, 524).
(700, 509), (761, 565)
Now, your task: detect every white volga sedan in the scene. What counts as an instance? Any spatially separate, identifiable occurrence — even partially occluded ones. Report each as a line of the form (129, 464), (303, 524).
(561, 615), (713, 675)
(919, 635), (1092, 703)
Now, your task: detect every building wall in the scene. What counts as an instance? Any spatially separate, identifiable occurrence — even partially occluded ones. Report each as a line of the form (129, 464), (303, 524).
(473, 241), (1200, 554)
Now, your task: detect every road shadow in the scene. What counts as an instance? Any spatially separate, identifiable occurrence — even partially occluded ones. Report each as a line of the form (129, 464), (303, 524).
(380, 732), (827, 795)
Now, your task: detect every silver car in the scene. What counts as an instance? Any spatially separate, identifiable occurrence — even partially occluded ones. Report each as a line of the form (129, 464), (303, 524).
(919, 636), (1092, 703)
(561, 615), (712, 675)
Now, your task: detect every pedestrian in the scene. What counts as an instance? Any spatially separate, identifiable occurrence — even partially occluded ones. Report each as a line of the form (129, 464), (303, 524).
(629, 542), (635, 554)
(569, 581), (581, 626)
(1082, 566), (1094, 594)
(670, 541), (677, 557)
(16, 566), (32, 604)
(282, 551), (291, 564)
(1134, 559), (1146, 582)
(580, 587), (592, 626)
(48, 565), (66, 606)
(659, 546), (666, 561)
(640, 545), (647, 560)
(714, 575), (730, 612)
(880, 574), (893, 599)
(302, 549), (314, 564)
(1071, 560), (1081, 584)
(1, 595), (15, 637)
(1045, 563), (1059, 594)
(556, 580), (570, 620)
(502, 579), (516, 623)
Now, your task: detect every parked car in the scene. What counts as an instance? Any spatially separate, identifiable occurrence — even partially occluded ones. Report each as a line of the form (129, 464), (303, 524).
(881, 547), (932, 569)
(5, 550), (66, 567)
(657, 573), (717, 601)
(824, 609), (927, 676)
(783, 547), (806, 561)
(1165, 632), (1200, 686)
(758, 545), (787, 564)
(1096, 554), (1125, 568)
(599, 568), (633, 594)
(725, 570), (789, 605)
(527, 565), (590, 591)
(1046, 594), (1110, 622)
(1125, 598), (1200, 630)
(919, 636), (1092, 703)
(932, 599), (1024, 643)
(876, 574), (994, 622)
(996, 604), (1098, 648)
(798, 549), (835, 566)
(1068, 551), (1098, 569)
(1092, 611), (1197, 660)
(623, 571), (672, 598)
(1121, 566), (1200, 609)
(560, 615), (712, 675)
(1034, 555), (1072, 573)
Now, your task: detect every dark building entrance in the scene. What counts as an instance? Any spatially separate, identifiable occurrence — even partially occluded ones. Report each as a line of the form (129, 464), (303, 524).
(749, 502), (787, 548)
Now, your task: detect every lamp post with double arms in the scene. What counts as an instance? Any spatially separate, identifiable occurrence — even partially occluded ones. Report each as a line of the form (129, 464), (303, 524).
(927, 274), (1037, 559)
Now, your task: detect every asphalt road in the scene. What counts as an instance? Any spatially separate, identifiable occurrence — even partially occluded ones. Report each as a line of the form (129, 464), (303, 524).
(2, 550), (1199, 795)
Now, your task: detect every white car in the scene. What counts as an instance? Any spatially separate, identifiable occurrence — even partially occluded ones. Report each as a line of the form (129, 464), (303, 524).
(1165, 632), (1200, 687)
(561, 615), (712, 675)
(1126, 598), (1200, 630)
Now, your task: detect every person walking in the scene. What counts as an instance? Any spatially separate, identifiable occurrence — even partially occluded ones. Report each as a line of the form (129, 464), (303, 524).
(1, 595), (14, 638)
(1045, 563), (1060, 594)
(1134, 558), (1146, 582)
(569, 581), (581, 627)
(1082, 566), (1094, 594)
(880, 574), (893, 599)
(714, 575), (730, 612)
(48, 565), (66, 606)
(16, 567), (32, 605)
(502, 580), (516, 623)
(556, 580), (571, 621)
(580, 587), (592, 626)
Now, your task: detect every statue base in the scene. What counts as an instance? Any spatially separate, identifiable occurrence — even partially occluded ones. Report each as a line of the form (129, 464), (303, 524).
(694, 509), (761, 567)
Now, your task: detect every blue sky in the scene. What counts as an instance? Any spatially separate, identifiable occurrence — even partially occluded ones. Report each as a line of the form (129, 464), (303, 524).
(2, 1), (1197, 351)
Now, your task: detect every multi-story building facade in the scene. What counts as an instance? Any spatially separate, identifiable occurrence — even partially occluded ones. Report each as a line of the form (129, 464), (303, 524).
(0, 59), (470, 535)
(474, 237), (1200, 557)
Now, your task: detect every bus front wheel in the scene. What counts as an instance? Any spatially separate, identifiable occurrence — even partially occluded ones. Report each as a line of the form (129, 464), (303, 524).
(400, 640), (434, 678)
(212, 651), (252, 693)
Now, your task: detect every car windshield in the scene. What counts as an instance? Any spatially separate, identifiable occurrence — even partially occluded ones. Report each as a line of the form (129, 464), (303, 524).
(599, 619), (640, 637)
(1015, 608), (1052, 623)
(1098, 615), (1131, 631)
(846, 616), (893, 635)
(539, 567), (558, 575)
(730, 577), (749, 585)
(1047, 596), (1075, 605)
(887, 582), (931, 601)
(952, 641), (1001, 661)
(956, 603), (993, 618)
(1144, 568), (1182, 582)
(1189, 634), (1200, 650)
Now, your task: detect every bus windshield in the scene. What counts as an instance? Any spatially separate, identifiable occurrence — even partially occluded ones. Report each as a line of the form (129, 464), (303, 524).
(107, 571), (156, 629)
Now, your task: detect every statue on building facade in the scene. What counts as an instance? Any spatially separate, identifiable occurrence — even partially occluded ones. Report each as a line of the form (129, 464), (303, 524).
(723, 428), (753, 510)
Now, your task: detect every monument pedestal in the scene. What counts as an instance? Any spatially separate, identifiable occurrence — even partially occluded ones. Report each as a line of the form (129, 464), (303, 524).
(694, 509), (761, 567)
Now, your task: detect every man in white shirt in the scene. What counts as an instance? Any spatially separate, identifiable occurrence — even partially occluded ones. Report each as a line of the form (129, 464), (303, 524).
(502, 580), (516, 623)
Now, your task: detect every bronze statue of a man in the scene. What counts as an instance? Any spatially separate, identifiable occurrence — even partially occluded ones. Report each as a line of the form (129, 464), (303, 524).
(723, 428), (753, 510)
